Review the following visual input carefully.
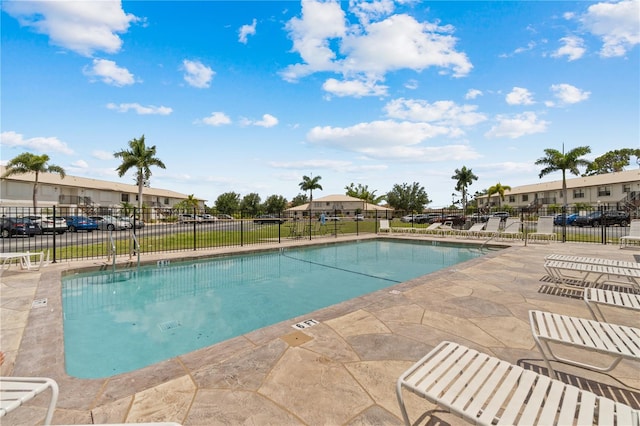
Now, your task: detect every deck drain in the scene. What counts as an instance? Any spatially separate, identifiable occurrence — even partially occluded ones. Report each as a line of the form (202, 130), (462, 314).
(32, 298), (48, 309)
(158, 320), (181, 332)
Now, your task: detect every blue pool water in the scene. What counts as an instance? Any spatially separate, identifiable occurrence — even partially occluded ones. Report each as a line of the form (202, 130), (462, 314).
(62, 240), (485, 378)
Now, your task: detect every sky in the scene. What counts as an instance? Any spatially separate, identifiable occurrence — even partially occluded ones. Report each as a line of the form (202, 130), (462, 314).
(1, 0), (639, 208)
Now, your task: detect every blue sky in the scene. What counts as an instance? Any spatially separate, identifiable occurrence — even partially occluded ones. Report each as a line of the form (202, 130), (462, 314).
(1, 0), (639, 208)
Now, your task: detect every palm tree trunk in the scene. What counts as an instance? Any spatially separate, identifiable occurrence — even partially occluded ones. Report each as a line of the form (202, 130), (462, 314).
(32, 171), (39, 209)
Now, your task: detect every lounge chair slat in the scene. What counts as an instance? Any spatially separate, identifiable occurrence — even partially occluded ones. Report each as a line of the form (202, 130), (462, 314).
(397, 341), (640, 426)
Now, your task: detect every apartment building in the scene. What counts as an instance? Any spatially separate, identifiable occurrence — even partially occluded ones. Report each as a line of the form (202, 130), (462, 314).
(476, 169), (640, 211)
(0, 165), (198, 213)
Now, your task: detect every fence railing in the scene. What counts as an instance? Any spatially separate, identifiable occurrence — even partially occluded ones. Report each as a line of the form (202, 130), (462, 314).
(0, 206), (635, 263)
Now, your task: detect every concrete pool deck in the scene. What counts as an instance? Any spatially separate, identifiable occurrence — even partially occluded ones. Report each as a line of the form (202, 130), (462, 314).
(1, 234), (639, 425)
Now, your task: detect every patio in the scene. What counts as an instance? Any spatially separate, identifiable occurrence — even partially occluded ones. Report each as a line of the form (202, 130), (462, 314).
(1, 235), (638, 425)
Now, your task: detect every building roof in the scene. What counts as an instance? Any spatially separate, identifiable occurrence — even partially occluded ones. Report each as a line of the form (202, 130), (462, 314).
(489, 169), (640, 196)
(0, 165), (190, 199)
(287, 194), (392, 211)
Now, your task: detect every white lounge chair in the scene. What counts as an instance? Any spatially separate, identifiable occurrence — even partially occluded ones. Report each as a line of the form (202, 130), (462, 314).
(528, 216), (557, 242)
(434, 221), (454, 237)
(475, 217), (501, 238)
(620, 219), (640, 248)
(0, 376), (59, 425)
(529, 310), (640, 379)
(0, 251), (45, 271)
(396, 340), (639, 426)
(414, 222), (441, 235)
(545, 254), (640, 269)
(498, 217), (523, 240)
(378, 219), (391, 233)
(544, 259), (640, 291)
(584, 288), (640, 321)
(456, 222), (485, 239)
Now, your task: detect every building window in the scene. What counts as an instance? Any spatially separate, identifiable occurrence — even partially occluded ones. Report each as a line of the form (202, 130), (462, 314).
(573, 189), (585, 199)
(597, 186), (611, 197)
(121, 193), (130, 202)
(164, 197), (169, 205)
(522, 194), (528, 202)
(508, 196), (515, 203)
(623, 184), (631, 193)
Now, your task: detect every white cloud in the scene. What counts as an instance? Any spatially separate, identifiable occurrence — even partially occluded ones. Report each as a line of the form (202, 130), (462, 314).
(281, 0), (472, 95)
(201, 112), (232, 126)
(84, 59), (136, 86)
(238, 18), (257, 44)
(505, 87), (534, 105)
(306, 120), (480, 161)
(0, 131), (74, 155)
(485, 112), (549, 139)
(404, 79), (419, 90)
(182, 59), (214, 88)
(106, 102), (172, 115)
(384, 98), (487, 127)
(92, 150), (114, 160)
(349, 0), (395, 25)
(322, 78), (388, 97)
(552, 36), (586, 61)
(580, 0), (640, 57)
(71, 159), (89, 169)
(465, 89), (482, 100)
(545, 83), (591, 107)
(254, 114), (279, 128)
(3, 0), (138, 56)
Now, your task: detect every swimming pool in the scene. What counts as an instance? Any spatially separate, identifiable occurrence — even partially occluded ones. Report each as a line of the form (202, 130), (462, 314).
(62, 240), (486, 378)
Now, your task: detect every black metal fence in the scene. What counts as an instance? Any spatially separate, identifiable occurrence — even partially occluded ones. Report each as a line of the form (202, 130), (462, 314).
(0, 205), (636, 263)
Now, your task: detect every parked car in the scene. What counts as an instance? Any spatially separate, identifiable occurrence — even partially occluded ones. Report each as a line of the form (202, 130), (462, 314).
(254, 215), (286, 225)
(119, 216), (145, 229)
(24, 215), (67, 234)
(178, 214), (201, 224)
(414, 213), (443, 224)
(492, 211), (510, 221)
(553, 213), (578, 226)
(428, 214), (466, 226)
(65, 216), (99, 232)
(574, 211), (630, 227)
(0, 217), (41, 238)
(197, 214), (217, 222)
(217, 214), (234, 220)
(400, 214), (416, 223)
(89, 215), (132, 231)
(354, 214), (365, 221)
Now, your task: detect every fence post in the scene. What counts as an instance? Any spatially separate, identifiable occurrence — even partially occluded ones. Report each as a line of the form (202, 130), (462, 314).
(52, 205), (57, 263)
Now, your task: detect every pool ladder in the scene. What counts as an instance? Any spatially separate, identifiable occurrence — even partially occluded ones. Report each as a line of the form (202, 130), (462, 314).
(107, 230), (141, 273)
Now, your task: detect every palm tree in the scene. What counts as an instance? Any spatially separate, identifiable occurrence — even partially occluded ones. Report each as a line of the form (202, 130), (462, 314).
(1, 152), (66, 209)
(535, 145), (591, 210)
(114, 135), (166, 211)
(299, 175), (323, 203)
(487, 183), (511, 209)
(452, 166), (478, 214)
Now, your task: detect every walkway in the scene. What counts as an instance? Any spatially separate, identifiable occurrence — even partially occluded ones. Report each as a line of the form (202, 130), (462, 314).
(1, 235), (638, 425)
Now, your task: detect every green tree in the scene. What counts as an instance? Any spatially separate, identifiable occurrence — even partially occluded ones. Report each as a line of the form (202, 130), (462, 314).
(175, 194), (199, 210)
(215, 192), (241, 214)
(299, 175), (323, 203)
(344, 183), (385, 204)
(290, 193), (309, 207)
(263, 194), (288, 214)
(114, 135), (166, 211)
(386, 182), (430, 214)
(487, 183), (512, 209)
(584, 148), (640, 175)
(451, 166), (478, 214)
(240, 193), (262, 217)
(1, 152), (66, 209)
(535, 145), (591, 209)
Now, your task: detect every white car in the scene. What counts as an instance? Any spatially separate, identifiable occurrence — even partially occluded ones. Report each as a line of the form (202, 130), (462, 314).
(89, 215), (133, 231)
(24, 215), (67, 234)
